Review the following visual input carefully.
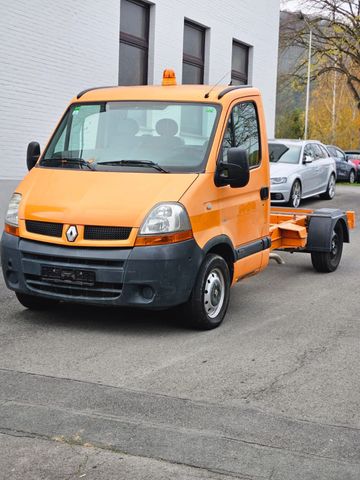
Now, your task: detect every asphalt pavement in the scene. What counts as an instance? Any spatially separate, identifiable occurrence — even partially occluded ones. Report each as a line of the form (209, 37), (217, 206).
(1, 181), (359, 479)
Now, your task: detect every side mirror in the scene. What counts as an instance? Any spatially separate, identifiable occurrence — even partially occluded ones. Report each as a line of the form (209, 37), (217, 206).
(215, 148), (250, 188)
(27, 141), (41, 170)
(303, 155), (313, 164)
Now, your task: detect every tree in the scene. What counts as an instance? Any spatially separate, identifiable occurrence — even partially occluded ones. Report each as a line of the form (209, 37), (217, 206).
(282, 1), (360, 111)
(276, 108), (305, 139)
(307, 70), (360, 148)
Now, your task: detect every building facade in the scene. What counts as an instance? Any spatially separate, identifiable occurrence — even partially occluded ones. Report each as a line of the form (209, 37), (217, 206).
(0, 0), (280, 179)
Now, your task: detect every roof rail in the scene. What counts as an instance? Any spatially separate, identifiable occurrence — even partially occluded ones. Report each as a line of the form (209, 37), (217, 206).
(77, 86), (117, 99)
(217, 85), (252, 100)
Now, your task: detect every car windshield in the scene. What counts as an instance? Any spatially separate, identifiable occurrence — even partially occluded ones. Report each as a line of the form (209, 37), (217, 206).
(268, 143), (301, 164)
(41, 101), (220, 173)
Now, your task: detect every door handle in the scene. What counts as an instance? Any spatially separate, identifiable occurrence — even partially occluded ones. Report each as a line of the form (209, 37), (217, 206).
(260, 187), (269, 200)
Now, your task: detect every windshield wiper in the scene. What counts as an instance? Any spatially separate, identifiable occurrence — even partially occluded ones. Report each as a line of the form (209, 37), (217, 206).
(97, 160), (169, 173)
(42, 157), (96, 171)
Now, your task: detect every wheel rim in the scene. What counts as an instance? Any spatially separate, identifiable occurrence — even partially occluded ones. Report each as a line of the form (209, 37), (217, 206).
(291, 182), (301, 208)
(203, 268), (225, 319)
(330, 232), (340, 260)
(329, 176), (336, 198)
(349, 171), (355, 183)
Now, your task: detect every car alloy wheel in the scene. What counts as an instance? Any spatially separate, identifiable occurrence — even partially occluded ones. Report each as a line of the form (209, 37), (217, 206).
(290, 181), (301, 208)
(328, 175), (336, 198)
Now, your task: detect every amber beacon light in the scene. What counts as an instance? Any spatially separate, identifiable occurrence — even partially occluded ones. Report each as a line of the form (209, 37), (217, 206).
(162, 69), (177, 86)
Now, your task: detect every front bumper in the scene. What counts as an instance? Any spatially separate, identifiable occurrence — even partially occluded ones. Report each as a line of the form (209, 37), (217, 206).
(1, 232), (204, 308)
(270, 182), (291, 203)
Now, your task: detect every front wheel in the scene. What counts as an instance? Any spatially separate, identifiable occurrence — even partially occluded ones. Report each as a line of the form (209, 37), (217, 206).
(288, 180), (302, 208)
(311, 222), (343, 273)
(15, 292), (59, 310)
(320, 174), (336, 200)
(182, 254), (231, 330)
(349, 170), (355, 184)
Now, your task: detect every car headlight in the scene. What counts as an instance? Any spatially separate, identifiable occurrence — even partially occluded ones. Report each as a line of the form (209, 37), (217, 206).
(271, 177), (287, 185)
(5, 193), (22, 227)
(140, 202), (191, 234)
(136, 203), (193, 246)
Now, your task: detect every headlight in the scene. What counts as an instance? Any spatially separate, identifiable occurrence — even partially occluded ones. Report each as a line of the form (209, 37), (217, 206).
(139, 202), (191, 235)
(271, 177), (287, 185)
(5, 193), (22, 227)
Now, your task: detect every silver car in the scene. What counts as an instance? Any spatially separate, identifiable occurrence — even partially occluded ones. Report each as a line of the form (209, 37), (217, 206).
(269, 140), (337, 208)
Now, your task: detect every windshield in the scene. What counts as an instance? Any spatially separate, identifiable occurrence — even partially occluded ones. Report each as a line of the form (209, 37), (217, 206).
(41, 101), (220, 173)
(268, 143), (301, 164)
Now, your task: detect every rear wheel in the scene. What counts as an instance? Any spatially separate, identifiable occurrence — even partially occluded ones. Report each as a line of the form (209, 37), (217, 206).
(15, 292), (59, 310)
(182, 254), (231, 330)
(349, 170), (355, 184)
(320, 174), (336, 200)
(288, 180), (302, 208)
(311, 222), (343, 273)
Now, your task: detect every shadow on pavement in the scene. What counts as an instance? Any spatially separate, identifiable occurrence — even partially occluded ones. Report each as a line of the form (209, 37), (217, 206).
(11, 301), (196, 336)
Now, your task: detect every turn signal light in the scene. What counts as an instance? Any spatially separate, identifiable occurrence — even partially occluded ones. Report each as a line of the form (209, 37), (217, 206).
(162, 69), (177, 86)
(5, 223), (19, 236)
(135, 229), (192, 246)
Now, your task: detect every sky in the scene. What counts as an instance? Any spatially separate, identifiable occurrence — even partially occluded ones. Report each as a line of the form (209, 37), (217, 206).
(280, 0), (312, 12)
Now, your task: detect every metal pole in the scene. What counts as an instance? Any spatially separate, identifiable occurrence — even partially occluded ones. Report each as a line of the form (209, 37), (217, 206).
(304, 28), (312, 140)
(331, 69), (337, 143)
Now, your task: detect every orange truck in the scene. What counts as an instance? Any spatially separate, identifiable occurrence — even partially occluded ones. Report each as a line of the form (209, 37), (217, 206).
(1, 70), (355, 329)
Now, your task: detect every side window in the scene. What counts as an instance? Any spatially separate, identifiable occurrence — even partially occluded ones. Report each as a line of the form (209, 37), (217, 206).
(336, 148), (345, 160)
(304, 144), (314, 159)
(319, 145), (329, 158)
(221, 101), (261, 168)
(311, 144), (322, 160)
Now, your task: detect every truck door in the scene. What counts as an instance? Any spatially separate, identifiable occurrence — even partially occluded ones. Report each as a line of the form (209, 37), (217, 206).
(218, 99), (269, 276)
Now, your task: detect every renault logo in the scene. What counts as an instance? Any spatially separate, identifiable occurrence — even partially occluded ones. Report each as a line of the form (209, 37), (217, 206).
(66, 225), (78, 242)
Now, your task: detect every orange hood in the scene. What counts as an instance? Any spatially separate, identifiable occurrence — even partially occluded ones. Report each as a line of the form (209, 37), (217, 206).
(17, 168), (198, 227)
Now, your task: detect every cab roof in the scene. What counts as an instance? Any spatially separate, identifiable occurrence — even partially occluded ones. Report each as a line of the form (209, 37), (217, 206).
(73, 84), (260, 104)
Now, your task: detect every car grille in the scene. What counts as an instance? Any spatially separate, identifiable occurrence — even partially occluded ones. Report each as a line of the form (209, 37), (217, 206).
(25, 221), (132, 241)
(26, 220), (63, 238)
(22, 251), (123, 300)
(84, 225), (132, 240)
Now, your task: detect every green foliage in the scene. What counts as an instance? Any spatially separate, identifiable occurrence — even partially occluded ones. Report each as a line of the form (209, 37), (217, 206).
(276, 108), (305, 139)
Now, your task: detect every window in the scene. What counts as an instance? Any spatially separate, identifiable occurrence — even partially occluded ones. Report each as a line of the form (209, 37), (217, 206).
(182, 21), (205, 84)
(41, 102), (220, 174)
(312, 144), (325, 159)
(221, 102), (261, 168)
(304, 144), (315, 159)
(119, 0), (149, 85)
(231, 41), (249, 85)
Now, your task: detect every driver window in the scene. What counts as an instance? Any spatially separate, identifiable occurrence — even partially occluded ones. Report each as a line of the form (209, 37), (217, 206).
(220, 101), (261, 167)
(304, 144), (314, 159)
(311, 144), (323, 160)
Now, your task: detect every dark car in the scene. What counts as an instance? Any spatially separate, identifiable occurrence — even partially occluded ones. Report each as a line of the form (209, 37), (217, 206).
(327, 145), (357, 183)
(344, 150), (360, 181)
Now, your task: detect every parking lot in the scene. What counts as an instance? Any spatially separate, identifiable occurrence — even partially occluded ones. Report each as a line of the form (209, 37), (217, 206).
(1, 180), (359, 479)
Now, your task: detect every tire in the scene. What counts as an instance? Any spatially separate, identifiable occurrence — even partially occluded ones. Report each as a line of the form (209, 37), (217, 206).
(287, 180), (302, 208)
(311, 222), (343, 273)
(320, 174), (336, 200)
(181, 253), (231, 330)
(15, 292), (59, 310)
(349, 170), (355, 184)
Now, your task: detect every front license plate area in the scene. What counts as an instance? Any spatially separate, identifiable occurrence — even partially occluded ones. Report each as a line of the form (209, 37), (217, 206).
(41, 265), (95, 286)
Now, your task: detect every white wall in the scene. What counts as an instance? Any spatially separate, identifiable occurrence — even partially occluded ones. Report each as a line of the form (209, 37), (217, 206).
(0, 0), (279, 179)
(0, 0), (120, 179)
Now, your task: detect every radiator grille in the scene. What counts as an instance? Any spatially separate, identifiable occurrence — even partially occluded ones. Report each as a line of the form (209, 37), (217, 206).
(26, 220), (63, 238)
(84, 225), (132, 240)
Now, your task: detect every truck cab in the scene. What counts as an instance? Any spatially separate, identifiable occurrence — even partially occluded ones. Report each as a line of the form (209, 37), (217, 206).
(1, 71), (353, 329)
